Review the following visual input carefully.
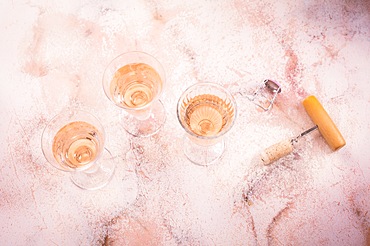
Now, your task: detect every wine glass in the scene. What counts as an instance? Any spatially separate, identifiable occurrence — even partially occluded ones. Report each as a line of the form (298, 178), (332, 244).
(177, 82), (237, 165)
(102, 51), (166, 137)
(41, 110), (116, 190)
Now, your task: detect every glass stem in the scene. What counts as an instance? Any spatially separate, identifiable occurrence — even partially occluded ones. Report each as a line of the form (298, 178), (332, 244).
(82, 162), (100, 174)
(128, 106), (153, 121)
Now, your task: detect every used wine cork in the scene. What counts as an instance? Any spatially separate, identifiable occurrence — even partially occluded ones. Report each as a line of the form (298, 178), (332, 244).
(302, 95), (346, 151)
(260, 139), (294, 165)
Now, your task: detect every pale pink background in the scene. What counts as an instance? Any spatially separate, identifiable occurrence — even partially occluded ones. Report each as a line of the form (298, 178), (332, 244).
(0, 0), (369, 245)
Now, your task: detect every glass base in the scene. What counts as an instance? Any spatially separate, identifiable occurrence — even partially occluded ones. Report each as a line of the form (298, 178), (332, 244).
(120, 100), (166, 137)
(70, 149), (116, 190)
(183, 136), (225, 166)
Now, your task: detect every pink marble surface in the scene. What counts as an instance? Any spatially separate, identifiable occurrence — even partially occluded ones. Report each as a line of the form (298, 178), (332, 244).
(1, 0), (370, 245)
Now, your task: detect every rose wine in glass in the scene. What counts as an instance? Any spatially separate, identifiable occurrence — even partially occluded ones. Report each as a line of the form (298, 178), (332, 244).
(110, 63), (162, 109)
(182, 94), (234, 137)
(52, 121), (102, 169)
(177, 83), (237, 165)
(42, 110), (116, 190)
(103, 52), (166, 137)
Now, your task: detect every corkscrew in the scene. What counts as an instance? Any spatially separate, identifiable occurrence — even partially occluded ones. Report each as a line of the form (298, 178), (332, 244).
(260, 95), (346, 165)
(235, 79), (282, 111)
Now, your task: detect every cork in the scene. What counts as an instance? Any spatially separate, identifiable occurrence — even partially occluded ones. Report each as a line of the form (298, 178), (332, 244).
(260, 139), (294, 165)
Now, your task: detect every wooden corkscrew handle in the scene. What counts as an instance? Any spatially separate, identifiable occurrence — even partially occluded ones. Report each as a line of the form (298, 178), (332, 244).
(303, 95), (346, 151)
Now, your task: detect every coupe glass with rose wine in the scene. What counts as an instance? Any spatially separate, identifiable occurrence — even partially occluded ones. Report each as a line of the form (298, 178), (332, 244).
(102, 51), (166, 137)
(177, 82), (237, 165)
(41, 110), (116, 190)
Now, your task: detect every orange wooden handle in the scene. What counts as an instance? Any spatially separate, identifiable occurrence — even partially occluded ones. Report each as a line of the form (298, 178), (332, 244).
(302, 95), (346, 151)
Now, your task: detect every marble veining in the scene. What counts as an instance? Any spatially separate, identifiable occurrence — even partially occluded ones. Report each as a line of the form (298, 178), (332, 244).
(0, 0), (369, 245)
